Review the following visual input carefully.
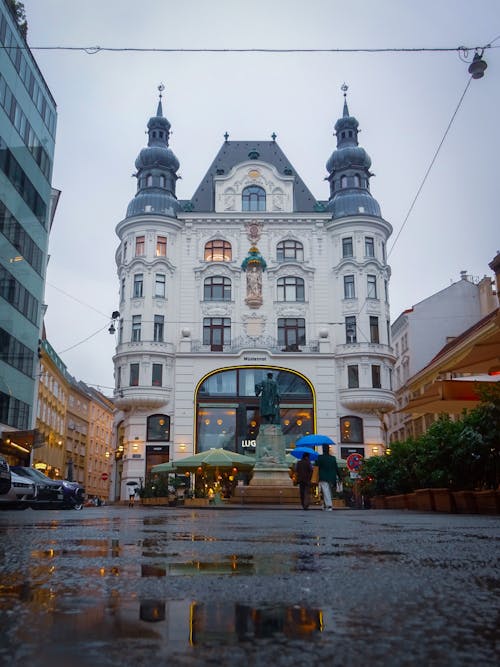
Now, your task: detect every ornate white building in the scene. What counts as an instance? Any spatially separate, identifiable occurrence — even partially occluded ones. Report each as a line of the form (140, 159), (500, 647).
(111, 89), (396, 499)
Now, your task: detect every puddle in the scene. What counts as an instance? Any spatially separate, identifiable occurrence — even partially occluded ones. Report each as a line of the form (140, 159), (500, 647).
(1, 596), (323, 652)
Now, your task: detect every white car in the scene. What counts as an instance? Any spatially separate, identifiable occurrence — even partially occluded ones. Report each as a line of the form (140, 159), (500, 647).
(0, 470), (36, 508)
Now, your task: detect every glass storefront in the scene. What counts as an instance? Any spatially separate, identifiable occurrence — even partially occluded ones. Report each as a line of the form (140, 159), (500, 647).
(196, 367), (314, 454)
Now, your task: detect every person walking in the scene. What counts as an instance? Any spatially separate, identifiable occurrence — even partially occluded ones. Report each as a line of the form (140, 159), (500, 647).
(295, 452), (313, 510)
(316, 444), (341, 511)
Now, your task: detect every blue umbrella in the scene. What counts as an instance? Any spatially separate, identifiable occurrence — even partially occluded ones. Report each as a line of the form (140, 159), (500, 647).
(290, 446), (319, 461)
(296, 434), (335, 447)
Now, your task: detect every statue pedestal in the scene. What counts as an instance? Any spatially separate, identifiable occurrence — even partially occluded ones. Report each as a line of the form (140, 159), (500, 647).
(230, 424), (300, 504)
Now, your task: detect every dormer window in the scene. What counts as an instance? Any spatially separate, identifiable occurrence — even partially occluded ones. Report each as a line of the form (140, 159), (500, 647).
(242, 186), (266, 212)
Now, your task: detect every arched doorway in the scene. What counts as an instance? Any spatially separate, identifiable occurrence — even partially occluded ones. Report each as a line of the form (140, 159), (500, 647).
(195, 366), (315, 455)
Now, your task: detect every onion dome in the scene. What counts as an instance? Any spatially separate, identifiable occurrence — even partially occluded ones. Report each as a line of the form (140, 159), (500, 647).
(126, 85), (181, 218)
(325, 84), (381, 219)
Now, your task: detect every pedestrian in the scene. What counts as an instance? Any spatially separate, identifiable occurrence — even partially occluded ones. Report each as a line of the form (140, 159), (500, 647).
(128, 489), (135, 508)
(295, 452), (313, 510)
(316, 444), (340, 511)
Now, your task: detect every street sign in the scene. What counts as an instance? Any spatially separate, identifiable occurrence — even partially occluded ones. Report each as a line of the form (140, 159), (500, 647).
(101, 473), (109, 481)
(346, 453), (363, 472)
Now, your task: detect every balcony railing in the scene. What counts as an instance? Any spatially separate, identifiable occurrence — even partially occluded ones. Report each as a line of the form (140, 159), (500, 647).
(191, 336), (320, 354)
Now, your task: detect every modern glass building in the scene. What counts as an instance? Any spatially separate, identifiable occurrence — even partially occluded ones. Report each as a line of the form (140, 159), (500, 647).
(0, 0), (57, 461)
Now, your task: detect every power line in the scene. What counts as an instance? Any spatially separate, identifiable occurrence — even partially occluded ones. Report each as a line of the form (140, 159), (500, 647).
(46, 282), (110, 319)
(58, 323), (110, 354)
(2, 43), (497, 55)
(388, 75), (473, 258)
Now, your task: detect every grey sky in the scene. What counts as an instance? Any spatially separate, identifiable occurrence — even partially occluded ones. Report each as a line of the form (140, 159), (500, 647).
(22, 0), (499, 393)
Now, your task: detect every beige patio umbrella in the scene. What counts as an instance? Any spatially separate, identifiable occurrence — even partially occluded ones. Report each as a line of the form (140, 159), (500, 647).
(151, 448), (255, 474)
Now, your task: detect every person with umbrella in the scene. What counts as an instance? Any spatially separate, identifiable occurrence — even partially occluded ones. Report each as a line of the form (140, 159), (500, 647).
(295, 452), (313, 510)
(316, 444), (341, 511)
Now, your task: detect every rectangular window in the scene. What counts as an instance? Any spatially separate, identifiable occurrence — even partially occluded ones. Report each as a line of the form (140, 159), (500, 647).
(131, 315), (141, 342)
(120, 277), (125, 302)
(370, 316), (380, 343)
(129, 363), (139, 386)
(133, 273), (143, 298)
(135, 235), (145, 256)
(345, 316), (357, 343)
(342, 237), (353, 258)
(347, 365), (359, 388)
(154, 315), (164, 342)
(277, 318), (306, 350)
(155, 273), (166, 298)
(365, 237), (375, 257)
(372, 365), (381, 388)
(156, 236), (167, 257)
(152, 363), (163, 387)
(367, 274), (377, 299)
(123, 241), (127, 262)
(381, 241), (386, 262)
(203, 317), (231, 351)
(343, 275), (355, 299)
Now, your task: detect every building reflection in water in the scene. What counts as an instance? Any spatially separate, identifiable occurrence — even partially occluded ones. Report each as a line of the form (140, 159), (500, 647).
(190, 602), (323, 644)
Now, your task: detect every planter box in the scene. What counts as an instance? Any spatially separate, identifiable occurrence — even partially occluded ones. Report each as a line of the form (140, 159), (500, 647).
(141, 497), (169, 505)
(371, 496), (386, 509)
(431, 488), (456, 513)
(452, 491), (477, 514)
(333, 499), (346, 508)
(385, 494), (408, 510)
(406, 493), (418, 511)
(473, 490), (500, 515)
(415, 489), (435, 512)
(184, 498), (210, 507)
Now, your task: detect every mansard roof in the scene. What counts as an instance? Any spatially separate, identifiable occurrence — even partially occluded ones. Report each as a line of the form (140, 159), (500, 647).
(186, 140), (319, 213)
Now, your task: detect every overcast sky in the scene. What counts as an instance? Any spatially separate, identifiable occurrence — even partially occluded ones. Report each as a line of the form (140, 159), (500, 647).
(22, 0), (499, 394)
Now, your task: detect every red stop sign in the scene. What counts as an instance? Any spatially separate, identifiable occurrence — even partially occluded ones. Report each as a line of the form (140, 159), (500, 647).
(101, 473), (109, 481)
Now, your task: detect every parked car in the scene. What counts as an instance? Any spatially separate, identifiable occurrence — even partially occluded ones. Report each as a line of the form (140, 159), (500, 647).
(11, 466), (64, 507)
(0, 470), (36, 509)
(0, 454), (11, 495)
(11, 467), (85, 510)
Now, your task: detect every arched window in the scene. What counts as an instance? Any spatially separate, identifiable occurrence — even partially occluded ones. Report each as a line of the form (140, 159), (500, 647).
(242, 186), (266, 212)
(159, 175), (166, 188)
(204, 276), (232, 301)
(277, 276), (305, 302)
(353, 174), (361, 187)
(277, 240), (304, 262)
(146, 174), (153, 187)
(204, 240), (232, 262)
(147, 414), (171, 441)
(341, 176), (348, 188)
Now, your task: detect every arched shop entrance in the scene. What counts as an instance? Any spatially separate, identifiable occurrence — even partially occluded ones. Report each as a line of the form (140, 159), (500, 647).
(195, 366), (315, 455)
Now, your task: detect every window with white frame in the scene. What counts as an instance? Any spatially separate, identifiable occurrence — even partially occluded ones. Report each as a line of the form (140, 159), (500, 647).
(133, 273), (143, 298)
(347, 365), (359, 388)
(365, 237), (375, 257)
(156, 236), (167, 257)
(155, 273), (166, 298)
(370, 316), (379, 343)
(135, 236), (145, 256)
(345, 316), (357, 343)
(344, 274), (355, 299)
(276, 240), (304, 262)
(342, 237), (353, 258)
(204, 276), (232, 301)
(367, 274), (377, 299)
(372, 364), (381, 388)
(154, 315), (164, 342)
(131, 315), (141, 342)
(277, 276), (305, 302)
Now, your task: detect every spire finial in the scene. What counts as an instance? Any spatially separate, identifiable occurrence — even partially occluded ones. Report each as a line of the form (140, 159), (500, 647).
(271, 132), (277, 142)
(341, 82), (349, 117)
(224, 131), (229, 142)
(157, 83), (165, 116)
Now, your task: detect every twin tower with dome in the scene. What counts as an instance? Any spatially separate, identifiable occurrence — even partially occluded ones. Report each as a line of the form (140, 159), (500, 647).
(111, 85), (396, 499)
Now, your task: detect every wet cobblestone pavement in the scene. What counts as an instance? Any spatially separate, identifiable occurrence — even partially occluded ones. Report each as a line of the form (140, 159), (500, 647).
(0, 505), (499, 666)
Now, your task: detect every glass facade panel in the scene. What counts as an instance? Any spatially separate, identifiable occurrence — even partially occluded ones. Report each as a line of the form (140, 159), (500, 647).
(197, 406), (237, 451)
(198, 370), (237, 396)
